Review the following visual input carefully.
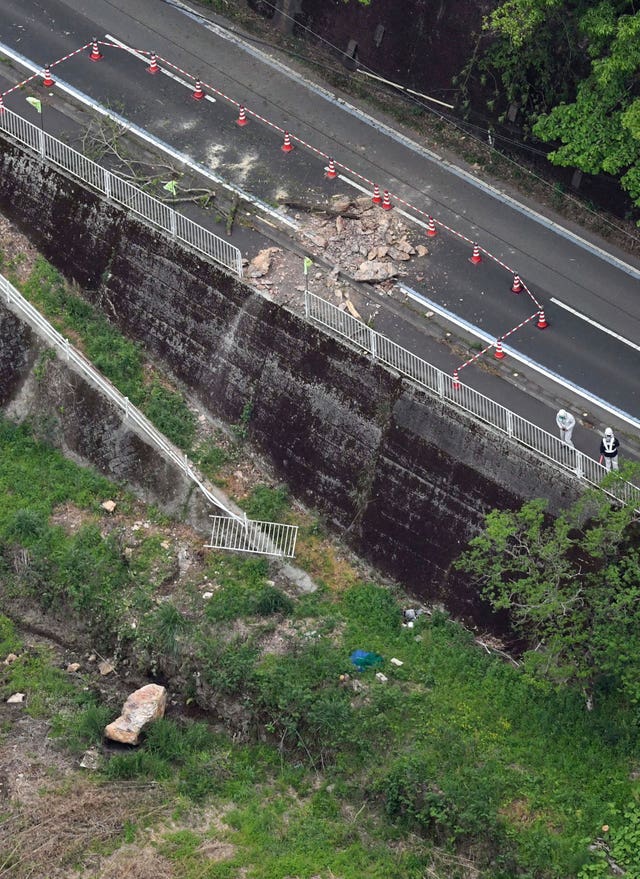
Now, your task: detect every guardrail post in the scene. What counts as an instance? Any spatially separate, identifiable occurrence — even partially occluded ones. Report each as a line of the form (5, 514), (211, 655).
(124, 396), (129, 421)
(437, 370), (444, 399)
(370, 327), (377, 359)
(104, 169), (111, 199)
(38, 128), (45, 157)
(506, 411), (514, 438)
(575, 451), (584, 479)
(304, 291), (309, 319)
(170, 210), (177, 238)
(64, 337), (70, 360)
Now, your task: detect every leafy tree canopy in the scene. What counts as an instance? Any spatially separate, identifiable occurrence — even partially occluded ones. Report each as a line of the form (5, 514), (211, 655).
(478, 0), (640, 208)
(455, 487), (640, 706)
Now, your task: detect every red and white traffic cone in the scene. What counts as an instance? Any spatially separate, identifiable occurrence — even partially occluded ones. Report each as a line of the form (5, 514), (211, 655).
(470, 243), (482, 264)
(426, 216), (437, 237)
(372, 184), (382, 204)
(0, 95), (5, 115)
(147, 53), (160, 75)
(236, 105), (248, 126)
(511, 273), (523, 294)
(452, 370), (461, 390)
(326, 157), (337, 179)
(193, 79), (205, 100)
(537, 310), (549, 329)
(89, 38), (103, 62)
(381, 190), (393, 211)
(494, 339), (506, 359)
(281, 131), (294, 152)
(42, 65), (55, 88)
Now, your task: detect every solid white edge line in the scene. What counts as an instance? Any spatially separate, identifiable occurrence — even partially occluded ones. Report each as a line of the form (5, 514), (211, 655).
(105, 33), (216, 103)
(164, 0), (640, 282)
(550, 297), (640, 354)
(397, 282), (640, 432)
(0, 39), (298, 230)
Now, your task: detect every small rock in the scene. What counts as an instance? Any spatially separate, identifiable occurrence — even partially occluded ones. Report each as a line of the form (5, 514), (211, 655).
(353, 261), (398, 282)
(104, 684), (168, 746)
(98, 660), (115, 676)
(3, 653), (18, 665)
(295, 285), (305, 292)
(247, 247), (281, 278)
(367, 249), (377, 261)
(88, 653), (96, 662)
(202, 591), (214, 599)
(390, 658), (404, 667)
(308, 236), (327, 250)
(80, 748), (101, 770)
(351, 679), (365, 693)
(7, 693), (25, 704)
(376, 245), (389, 259)
(330, 194), (352, 213)
(335, 215), (345, 233)
(416, 244), (429, 257)
(160, 540), (170, 550)
(101, 500), (116, 513)
(375, 672), (388, 683)
(66, 662), (81, 673)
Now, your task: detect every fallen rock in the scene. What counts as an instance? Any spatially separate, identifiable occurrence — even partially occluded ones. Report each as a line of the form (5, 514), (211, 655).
(247, 247), (281, 278)
(416, 244), (429, 257)
(353, 261), (399, 282)
(3, 653), (18, 665)
(98, 660), (115, 676)
(104, 684), (167, 745)
(7, 692), (25, 704)
(80, 748), (101, 770)
(66, 662), (81, 673)
(330, 194), (352, 213)
(101, 499), (116, 513)
(388, 247), (412, 262)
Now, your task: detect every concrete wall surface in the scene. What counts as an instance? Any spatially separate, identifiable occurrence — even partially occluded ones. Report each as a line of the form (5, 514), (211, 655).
(0, 139), (580, 615)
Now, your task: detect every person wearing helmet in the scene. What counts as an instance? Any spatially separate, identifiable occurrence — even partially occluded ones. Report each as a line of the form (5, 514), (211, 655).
(555, 409), (576, 447)
(599, 427), (619, 471)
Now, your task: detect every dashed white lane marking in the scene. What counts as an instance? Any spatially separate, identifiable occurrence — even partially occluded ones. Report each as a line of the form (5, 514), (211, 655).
(398, 282), (640, 432)
(106, 33), (216, 104)
(550, 297), (640, 353)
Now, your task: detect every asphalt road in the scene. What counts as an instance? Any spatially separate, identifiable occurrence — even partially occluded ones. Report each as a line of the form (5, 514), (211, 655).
(0, 0), (638, 428)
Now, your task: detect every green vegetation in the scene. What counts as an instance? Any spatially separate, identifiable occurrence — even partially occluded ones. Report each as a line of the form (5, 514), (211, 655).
(2, 417), (640, 876)
(17, 256), (197, 449)
(472, 0), (640, 210)
(456, 490), (640, 705)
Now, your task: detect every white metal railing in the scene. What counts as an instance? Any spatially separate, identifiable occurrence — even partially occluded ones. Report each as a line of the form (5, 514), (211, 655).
(206, 515), (298, 557)
(0, 107), (243, 278)
(1, 274), (297, 558)
(305, 292), (640, 508)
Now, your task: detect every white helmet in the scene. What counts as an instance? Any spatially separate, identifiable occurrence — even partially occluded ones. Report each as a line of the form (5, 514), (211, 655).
(604, 427), (614, 437)
(558, 409), (567, 420)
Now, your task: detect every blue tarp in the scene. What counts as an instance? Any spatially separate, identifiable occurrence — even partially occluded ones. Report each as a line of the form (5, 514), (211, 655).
(350, 649), (384, 671)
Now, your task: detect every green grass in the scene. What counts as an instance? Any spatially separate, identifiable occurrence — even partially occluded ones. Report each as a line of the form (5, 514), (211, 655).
(2, 419), (640, 877)
(18, 256), (196, 449)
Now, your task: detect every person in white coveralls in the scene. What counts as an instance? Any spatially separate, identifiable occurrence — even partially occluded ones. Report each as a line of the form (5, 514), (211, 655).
(556, 409), (575, 447)
(599, 427), (620, 471)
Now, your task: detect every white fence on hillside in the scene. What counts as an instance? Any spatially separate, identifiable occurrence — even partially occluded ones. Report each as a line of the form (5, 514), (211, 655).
(0, 107), (243, 278)
(305, 292), (640, 508)
(1, 273), (297, 558)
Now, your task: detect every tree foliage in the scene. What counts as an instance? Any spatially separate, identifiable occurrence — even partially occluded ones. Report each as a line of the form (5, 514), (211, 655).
(477, 0), (640, 207)
(456, 491), (640, 704)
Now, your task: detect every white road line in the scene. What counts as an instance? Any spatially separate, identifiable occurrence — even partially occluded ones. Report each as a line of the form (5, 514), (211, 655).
(106, 33), (216, 103)
(550, 297), (640, 353)
(0, 40), (298, 230)
(163, 0), (640, 282)
(398, 282), (640, 432)
(332, 170), (429, 230)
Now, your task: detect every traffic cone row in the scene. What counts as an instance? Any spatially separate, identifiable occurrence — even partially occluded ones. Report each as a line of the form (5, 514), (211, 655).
(89, 38), (103, 62)
(511, 273), (523, 294)
(42, 65), (55, 88)
(282, 130), (293, 152)
(372, 184), (382, 204)
(381, 190), (393, 211)
(494, 339), (505, 360)
(326, 157), (337, 179)
(147, 53), (160, 75)
(470, 243), (482, 264)
(236, 105), (248, 126)
(426, 216), (437, 237)
(192, 79), (204, 101)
